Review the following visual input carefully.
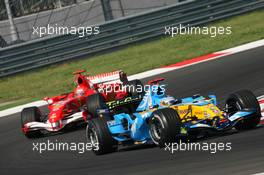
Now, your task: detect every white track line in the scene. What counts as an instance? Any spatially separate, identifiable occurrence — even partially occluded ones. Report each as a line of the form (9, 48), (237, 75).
(252, 172), (264, 175)
(217, 39), (264, 54)
(1, 39), (264, 117)
(0, 101), (47, 117)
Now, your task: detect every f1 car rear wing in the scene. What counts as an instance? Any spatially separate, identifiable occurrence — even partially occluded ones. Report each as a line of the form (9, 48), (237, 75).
(87, 70), (127, 85)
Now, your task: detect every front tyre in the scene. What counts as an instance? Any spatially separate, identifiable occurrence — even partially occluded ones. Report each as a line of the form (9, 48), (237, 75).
(86, 116), (117, 155)
(226, 90), (261, 130)
(149, 108), (181, 147)
(21, 107), (43, 138)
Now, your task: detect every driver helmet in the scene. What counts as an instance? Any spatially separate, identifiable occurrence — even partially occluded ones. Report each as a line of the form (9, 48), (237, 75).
(74, 84), (88, 97)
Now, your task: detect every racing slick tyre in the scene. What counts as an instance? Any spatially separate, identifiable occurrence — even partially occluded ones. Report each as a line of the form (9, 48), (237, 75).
(86, 116), (118, 155)
(21, 107), (43, 138)
(225, 90), (261, 130)
(86, 93), (108, 118)
(125, 79), (145, 98)
(149, 108), (181, 147)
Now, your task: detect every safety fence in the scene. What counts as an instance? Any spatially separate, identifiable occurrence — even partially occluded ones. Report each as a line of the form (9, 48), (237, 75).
(0, 0), (263, 77)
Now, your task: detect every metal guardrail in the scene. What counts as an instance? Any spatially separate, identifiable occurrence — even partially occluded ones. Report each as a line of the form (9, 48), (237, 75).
(0, 0), (263, 77)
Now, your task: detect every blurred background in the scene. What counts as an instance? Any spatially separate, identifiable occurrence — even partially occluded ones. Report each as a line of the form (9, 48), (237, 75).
(0, 0), (185, 46)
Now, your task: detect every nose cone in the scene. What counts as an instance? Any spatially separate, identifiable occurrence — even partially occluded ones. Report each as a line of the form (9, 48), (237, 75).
(48, 107), (64, 123)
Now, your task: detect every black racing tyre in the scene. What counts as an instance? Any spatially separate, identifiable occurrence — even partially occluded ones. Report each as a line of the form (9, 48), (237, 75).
(149, 108), (181, 147)
(225, 90), (261, 130)
(125, 79), (145, 98)
(21, 107), (42, 138)
(86, 93), (108, 118)
(86, 116), (118, 155)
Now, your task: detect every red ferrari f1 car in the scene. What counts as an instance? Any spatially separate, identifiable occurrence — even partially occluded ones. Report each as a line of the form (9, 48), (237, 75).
(21, 70), (143, 138)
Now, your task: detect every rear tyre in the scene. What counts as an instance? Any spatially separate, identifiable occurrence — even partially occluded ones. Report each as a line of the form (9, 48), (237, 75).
(86, 116), (118, 155)
(86, 93), (107, 118)
(125, 79), (145, 98)
(21, 107), (43, 138)
(225, 90), (261, 130)
(149, 108), (181, 147)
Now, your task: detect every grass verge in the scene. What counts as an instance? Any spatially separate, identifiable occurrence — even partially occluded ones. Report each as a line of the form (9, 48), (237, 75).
(0, 10), (264, 110)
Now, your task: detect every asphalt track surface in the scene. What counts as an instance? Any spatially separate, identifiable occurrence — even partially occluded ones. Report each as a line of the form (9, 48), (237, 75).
(0, 46), (264, 175)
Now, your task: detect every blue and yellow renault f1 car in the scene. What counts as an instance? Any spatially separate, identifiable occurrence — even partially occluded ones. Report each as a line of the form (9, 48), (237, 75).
(86, 78), (262, 155)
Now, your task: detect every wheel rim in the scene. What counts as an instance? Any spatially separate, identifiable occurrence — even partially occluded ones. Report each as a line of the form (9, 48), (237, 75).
(150, 116), (163, 142)
(86, 125), (99, 148)
(226, 100), (242, 115)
